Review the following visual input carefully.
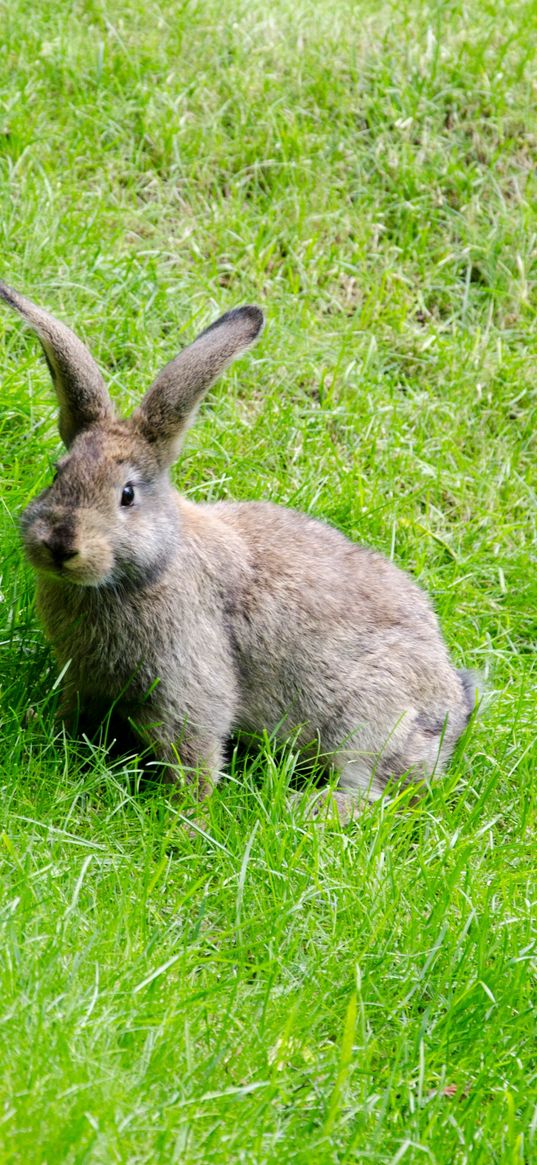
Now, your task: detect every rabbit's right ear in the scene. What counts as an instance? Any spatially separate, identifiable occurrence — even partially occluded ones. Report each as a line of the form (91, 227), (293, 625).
(132, 305), (264, 465)
(0, 281), (113, 447)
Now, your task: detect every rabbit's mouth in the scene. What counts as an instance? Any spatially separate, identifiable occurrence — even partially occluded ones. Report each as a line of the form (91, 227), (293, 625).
(27, 552), (113, 588)
(22, 522), (114, 586)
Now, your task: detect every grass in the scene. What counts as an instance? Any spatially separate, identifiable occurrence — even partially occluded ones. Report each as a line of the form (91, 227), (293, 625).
(0, 0), (536, 1160)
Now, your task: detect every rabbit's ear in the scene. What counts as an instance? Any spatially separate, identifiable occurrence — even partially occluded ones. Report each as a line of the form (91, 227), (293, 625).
(132, 305), (264, 464)
(0, 281), (114, 447)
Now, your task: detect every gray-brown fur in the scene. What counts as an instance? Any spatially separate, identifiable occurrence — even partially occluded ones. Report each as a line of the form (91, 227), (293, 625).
(1, 281), (474, 819)
(0, 282), (113, 446)
(132, 305), (265, 465)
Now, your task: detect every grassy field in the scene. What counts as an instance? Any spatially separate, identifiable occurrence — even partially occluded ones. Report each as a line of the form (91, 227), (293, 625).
(1, 0), (536, 1161)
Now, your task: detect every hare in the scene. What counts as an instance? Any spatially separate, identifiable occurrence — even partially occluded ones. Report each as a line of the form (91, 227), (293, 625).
(1, 280), (475, 820)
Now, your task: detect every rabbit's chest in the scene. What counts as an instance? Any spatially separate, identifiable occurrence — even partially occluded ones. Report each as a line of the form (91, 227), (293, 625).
(38, 585), (168, 695)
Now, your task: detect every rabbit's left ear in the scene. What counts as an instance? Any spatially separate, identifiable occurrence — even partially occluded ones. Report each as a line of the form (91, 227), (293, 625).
(132, 305), (264, 465)
(0, 281), (114, 447)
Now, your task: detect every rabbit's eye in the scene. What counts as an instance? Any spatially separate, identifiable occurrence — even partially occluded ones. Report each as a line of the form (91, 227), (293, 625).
(121, 483), (135, 507)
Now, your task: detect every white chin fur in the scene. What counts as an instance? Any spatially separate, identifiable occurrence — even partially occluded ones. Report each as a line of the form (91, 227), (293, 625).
(37, 565), (111, 587)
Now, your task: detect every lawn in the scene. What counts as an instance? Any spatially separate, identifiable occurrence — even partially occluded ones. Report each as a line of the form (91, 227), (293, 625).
(0, 0), (536, 1161)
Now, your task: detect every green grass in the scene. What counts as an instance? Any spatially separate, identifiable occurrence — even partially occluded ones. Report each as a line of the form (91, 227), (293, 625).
(1, 0), (536, 1161)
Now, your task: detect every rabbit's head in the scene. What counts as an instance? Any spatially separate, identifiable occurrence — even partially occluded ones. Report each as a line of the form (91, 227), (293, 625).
(0, 282), (263, 588)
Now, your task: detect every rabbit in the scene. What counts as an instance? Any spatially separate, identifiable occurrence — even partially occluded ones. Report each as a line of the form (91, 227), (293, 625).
(0, 280), (476, 821)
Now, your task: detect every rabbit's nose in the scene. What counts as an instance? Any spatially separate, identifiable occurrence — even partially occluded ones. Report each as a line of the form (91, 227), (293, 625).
(42, 532), (78, 565)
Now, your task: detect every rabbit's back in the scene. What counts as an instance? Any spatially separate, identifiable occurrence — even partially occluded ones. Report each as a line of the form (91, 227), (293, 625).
(207, 500), (469, 780)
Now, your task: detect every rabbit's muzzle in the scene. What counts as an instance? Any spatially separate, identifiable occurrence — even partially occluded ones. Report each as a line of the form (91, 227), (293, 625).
(21, 504), (114, 586)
